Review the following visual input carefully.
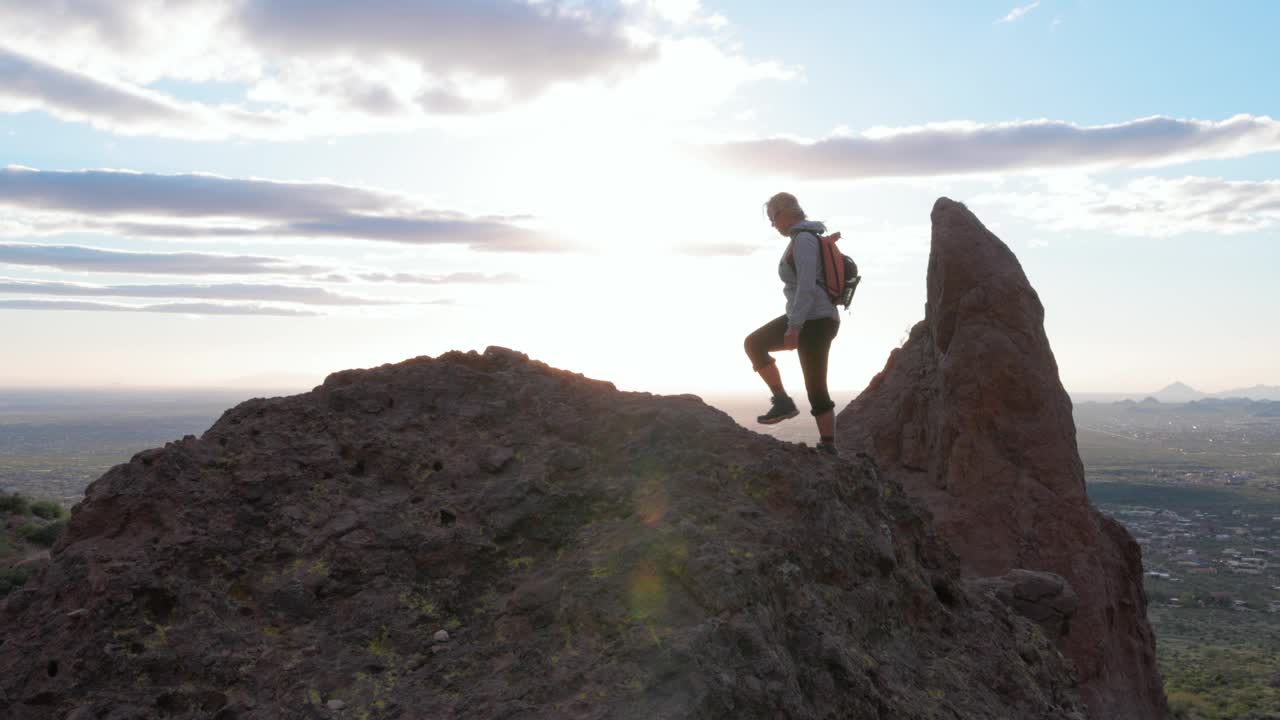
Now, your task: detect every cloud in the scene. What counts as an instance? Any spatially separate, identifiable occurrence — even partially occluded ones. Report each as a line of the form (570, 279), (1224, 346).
(0, 1), (786, 140)
(0, 243), (520, 295)
(0, 1), (738, 137)
(0, 243), (326, 275)
(0, 47), (187, 127)
(676, 242), (765, 257)
(0, 46), (285, 140)
(0, 299), (319, 316)
(353, 271), (522, 284)
(0, 166), (558, 251)
(0, 278), (395, 305)
(707, 115), (1280, 179)
(997, 1), (1041, 24)
(976, 176), (1280, 237)
(0, 2), (249, 85)
(237, 0), (655, 109)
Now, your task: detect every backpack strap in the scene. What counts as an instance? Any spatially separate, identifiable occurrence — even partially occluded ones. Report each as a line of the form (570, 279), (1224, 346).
(787, 229), (847, 304)
(785, 228), (837, 268)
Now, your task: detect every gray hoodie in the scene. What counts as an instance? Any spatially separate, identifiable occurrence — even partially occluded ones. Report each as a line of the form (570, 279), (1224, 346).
(779, 220), (840, 329)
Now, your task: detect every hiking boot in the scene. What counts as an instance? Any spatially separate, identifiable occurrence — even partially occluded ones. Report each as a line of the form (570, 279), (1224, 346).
(757, 395), (799, 425)
(816, 440), (840, 457)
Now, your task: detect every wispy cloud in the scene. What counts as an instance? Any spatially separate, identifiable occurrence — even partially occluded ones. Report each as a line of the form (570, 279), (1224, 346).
(0, 242), (523, 296)
(352, 271), (522, 284)
(997, 1), (1041, 24)
(0, 47), (281, 140)
(0, 299), (319, 316)
(676, 242), (765, 257)
(0, 278), (395, 305)
(0, 243), (325, 276)
(0, 166), (558, 252)
(977, 176), (1280, 237)
(0, 47), (188, 129)
(707, 115), (1280, 179)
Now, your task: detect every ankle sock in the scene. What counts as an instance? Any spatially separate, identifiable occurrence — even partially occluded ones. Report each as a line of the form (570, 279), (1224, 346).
(768, 384), (785, 397)
(820, 435), (834, 444)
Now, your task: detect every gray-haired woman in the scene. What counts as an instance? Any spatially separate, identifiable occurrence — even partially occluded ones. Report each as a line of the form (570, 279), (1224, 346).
(743, 192), (840, 455)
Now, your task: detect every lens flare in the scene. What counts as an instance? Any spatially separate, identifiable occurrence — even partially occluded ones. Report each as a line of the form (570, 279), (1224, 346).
(627, 561), (665, 620)
(634, 480), (669, 527)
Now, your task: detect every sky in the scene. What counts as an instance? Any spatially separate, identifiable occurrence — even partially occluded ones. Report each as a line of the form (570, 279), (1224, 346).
(0, 0), (1277, 396)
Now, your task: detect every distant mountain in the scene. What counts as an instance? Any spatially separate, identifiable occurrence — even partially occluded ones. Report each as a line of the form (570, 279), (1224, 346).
(1070, 392), (1135, 404)
(1070, 382), (1280, 405)
(1213, 384), (1280, 401)
(1152, 381), (1206, 403)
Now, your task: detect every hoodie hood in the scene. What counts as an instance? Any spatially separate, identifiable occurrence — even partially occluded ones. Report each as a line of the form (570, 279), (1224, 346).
(787, 220), (827, 235)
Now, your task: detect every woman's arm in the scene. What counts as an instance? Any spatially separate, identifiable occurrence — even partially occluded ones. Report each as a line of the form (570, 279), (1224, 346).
(786, 231), (821, 331)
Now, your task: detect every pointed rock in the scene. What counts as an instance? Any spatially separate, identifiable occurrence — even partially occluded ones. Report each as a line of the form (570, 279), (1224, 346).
(839, 197), (1166, 720)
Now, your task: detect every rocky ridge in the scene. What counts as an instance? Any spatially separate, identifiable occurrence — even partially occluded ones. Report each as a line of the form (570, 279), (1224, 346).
(0, 346), (1086, 719)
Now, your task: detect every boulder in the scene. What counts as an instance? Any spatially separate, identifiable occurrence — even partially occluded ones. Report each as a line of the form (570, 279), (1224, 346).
(971, 569), (1079, 640)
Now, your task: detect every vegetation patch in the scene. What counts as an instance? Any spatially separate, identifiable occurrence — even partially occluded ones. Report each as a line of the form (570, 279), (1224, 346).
(1159, 614), (1280, 720)
(1088, 482), (1280, 516)
(18, 520), (66, 547)
(30, 499), (66, 520)
(0, 565), (36, 596)
(0, 492), (30, 515)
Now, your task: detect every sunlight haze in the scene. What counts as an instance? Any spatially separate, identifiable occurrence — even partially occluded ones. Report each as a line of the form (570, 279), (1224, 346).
(1, 1), (1276, 396)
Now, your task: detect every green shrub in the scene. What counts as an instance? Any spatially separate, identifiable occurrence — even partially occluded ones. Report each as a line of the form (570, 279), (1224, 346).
(0, 493), (30, 515)
(0, 565), (35, 596)
(29, 500), (66, 520)
(17, 520), (65, 547)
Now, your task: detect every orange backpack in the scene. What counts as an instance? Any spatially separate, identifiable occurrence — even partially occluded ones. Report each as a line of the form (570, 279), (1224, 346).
(785, 230), (861, 311)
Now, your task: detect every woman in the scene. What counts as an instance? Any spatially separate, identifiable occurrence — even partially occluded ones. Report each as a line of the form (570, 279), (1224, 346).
(743, 192), (840, 456)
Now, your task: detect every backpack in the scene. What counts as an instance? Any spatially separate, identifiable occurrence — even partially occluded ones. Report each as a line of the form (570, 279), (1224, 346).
(786, 229), (861, 311)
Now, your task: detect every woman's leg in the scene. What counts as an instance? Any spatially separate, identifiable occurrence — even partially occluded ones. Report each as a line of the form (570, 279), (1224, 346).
(757, 363), (784, 396)
(744, 315), (790, 394)
(815, 408), (835, 437)
(797, 319), (839, 442)
(745, 315), (800, 423)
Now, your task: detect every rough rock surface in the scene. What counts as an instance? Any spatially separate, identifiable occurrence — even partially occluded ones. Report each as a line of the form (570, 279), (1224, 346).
(0, 347), (1086, 719)
(970, 570), (1079, 640)
(838, 198), (1166, 719)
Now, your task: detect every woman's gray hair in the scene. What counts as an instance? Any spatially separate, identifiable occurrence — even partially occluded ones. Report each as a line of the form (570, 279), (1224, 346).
(765, 192), (805, 221)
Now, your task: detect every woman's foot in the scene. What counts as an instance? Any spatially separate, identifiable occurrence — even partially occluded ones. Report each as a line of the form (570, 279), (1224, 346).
(816, 440), (840, 457)
(757, 395), (799, 424)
